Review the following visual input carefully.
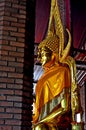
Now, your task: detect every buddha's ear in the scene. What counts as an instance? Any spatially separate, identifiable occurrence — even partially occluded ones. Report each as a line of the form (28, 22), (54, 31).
(51, 53), (56, 61)
(52, 52), (59, 63)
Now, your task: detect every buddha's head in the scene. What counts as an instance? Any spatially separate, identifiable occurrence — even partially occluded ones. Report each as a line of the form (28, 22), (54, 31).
(37, 35), (59, 66)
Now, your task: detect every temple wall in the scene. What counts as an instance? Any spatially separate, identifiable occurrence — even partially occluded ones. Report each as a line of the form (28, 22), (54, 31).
(0, 0), (35, 129)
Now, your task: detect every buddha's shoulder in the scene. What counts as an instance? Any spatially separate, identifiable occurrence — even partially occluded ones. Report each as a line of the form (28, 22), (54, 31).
(56, 63), (70, 71)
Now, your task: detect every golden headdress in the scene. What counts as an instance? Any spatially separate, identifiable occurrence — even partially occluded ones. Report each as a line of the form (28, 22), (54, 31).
(38, 35), (59, 53)
(38, 0), (71, 63)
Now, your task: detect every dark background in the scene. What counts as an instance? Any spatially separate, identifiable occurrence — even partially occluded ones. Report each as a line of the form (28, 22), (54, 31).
(71, 0), (86, 48)
(35, 0), (86, 49)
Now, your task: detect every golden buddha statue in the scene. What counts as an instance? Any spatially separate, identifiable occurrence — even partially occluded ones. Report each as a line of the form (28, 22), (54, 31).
(33, 35), (71, 130)
(32, 0), (83, 129)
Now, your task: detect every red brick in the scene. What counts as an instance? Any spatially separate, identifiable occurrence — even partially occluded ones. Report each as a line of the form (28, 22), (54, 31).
(5, 2), (11, 7)
(15, 79), (23, 84)
(6, 108), (22, 114)
(11, 22), (25, 28)
(0, 120), (4, 124)
(7, 84), (23, 89)
(0, 16), (3, 21)
(0, 90), (14, 95)
(12, 14), (26, 19)
(0, 101), (13, 107)
(1, 45), (16, 51)
(0, 84), (6, 88)
(7, 96), (22, 102)
(0, 50), (8, 55)
(0, 40), (9, 45)
(0, 126), (12, 130)
(4, 11), (10, 16)
(0, 95), (6, 100)
(2, 35), (17, 41)
(12, 4), (26, 10)
(0, 61), (7, 66)
(10, 41), (24, 47)
(0, 21), (3, 25)
(3, 26), (17, 32)
(0, 72), (7, 77)
(0, 107), (5, 113)
(5, 0), (18, 3)
(0, 56), (15, 61)
(0, 113), (13, 118)
(18, 28), (25, 33)
(16, 37), (25, 43)
(0, 30), (2, 34)
(14, 114), (22, 120)
(0, 2), (5, 7)
(18, 19), (26, 24)
(0, 10), (4, 15)
(14, 90), (22, 96)
(3, 21), (10, 26)
(9, 51), (24, 57)
(0, 11), (5, 16)
(0, 66), (15, 72)
(5, 120), (21, 125)
(16, 57), (24, 63)
(8, 73), (23, 78)
(13, 126), (21, 130)
(17, 47), (24, 53)
(0, 78), (14, 83)
(15, 67), (23, 73)
(2, 31), (9, 35)
(10, 32), (25, 38)
(0, 25), (4, 30)
(8, 61), (23, 67)
(14, 103), (22, 108)
(19, 10), (26, 15)
(3, 16), (17, 22)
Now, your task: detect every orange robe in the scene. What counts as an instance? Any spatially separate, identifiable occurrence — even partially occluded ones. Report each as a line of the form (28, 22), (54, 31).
(33, 63), (71, 125)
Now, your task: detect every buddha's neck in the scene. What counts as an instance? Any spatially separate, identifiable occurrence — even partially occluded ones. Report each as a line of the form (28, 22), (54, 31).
(43, 60), (58, 71)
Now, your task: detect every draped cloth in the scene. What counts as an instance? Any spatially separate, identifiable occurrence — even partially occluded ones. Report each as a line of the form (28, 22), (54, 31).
(33, 63), (71, 128)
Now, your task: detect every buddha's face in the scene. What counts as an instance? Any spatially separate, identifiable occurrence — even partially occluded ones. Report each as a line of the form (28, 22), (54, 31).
(37, 46), (52, 66)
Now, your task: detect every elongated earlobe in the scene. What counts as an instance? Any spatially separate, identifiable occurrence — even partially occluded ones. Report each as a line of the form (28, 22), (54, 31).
(51, 53), (56, 61)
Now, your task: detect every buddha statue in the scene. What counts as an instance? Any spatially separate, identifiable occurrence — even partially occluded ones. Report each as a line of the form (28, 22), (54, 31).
(32, 0), (83, 129)
(32, 35), (71, 130)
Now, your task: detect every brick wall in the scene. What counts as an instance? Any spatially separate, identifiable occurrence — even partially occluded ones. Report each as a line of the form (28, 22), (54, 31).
(0, 0), (35, 130)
